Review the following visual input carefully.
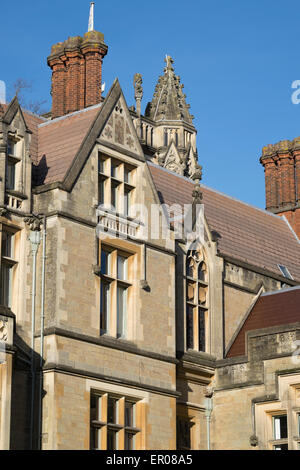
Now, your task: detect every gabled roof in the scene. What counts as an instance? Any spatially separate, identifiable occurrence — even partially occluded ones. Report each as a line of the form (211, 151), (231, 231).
(0, 100), (46, 164)
(32, 78), (145, 189)
(226, 286), (300, 358)
(148, 162), (300, 281)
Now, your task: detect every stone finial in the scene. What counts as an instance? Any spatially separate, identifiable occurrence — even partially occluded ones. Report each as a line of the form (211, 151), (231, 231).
(133, 73), (143, 117)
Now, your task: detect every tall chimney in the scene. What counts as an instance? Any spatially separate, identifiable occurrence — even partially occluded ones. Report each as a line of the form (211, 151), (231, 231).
(48, 31), (108, 119)
(260, 139), (300, 238)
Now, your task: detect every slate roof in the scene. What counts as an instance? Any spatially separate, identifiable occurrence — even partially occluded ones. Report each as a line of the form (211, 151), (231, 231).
(36, 104), (101, 184)
(22, 110), (46, 165)
(227, 286), (300, 357)
(148, 162), (300, 282)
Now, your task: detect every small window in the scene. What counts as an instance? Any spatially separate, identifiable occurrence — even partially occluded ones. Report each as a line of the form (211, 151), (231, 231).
(278, 264), (293, 280)
(90, 393), (140, 450)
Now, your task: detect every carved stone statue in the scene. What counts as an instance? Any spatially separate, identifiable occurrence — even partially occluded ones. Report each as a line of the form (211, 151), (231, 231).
(133, 73), (143, 116)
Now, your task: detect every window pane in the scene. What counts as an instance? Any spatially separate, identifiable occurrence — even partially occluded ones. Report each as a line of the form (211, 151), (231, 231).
(124, 168), (131, 184)
(186, 257), (194, 278)
(274, 415), (288, 440)
(124, 190), (131, 216)
(1, 264), (11, 307)
(6, 162), (15, 190)
(186, 305), (194, 349)
(111, 162), (118, 178)
(101, 250), (110, 275)
(107, 429), (117, 450)
(117, 287), (127, 338)
(187, 282), (195, 303)
(111, 184), (118, 211)
(198, 286), (207, 305)
(117, 256), (127, 280)
(98, 158), (105, 174)
(98, 178), (104, 205)
(7, 140), (15, 156)
(100, 282), (110, 334)
(198, 262), (206, 282)
(107, 398), (117, 424)
(125, 402), (134, 427)
(2, 231), (13, 258)
(90, 427), (101, 450)
(90, 395), (98, 421)
(198, 308), (206, 352)
(125, 432), (134, 450)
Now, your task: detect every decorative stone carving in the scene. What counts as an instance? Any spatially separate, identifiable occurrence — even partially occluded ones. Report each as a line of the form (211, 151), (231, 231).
(134, 74), (143, 101)
(24, 215), (43, 231)
(250, 435), (258, 447)
(0, 207), (7, 217)
(101, 97), (138, 153)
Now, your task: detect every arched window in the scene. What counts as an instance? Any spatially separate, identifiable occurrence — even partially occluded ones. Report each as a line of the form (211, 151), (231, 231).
(185, 250), (209, 352)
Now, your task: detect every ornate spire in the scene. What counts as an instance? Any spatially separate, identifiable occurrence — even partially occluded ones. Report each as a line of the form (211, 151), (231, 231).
(145, 55), (194, 124)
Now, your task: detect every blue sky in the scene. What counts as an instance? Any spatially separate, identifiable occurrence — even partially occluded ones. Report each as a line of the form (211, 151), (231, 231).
(1, 0), (300, 208)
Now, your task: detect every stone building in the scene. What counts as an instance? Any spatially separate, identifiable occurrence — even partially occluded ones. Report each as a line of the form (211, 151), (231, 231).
(0, 21), (300, 450)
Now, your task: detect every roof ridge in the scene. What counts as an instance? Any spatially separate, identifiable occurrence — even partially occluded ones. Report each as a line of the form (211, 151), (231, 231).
(261, 285), (300, 297)
(21, 107), (48, 121)
(38, 102), (102, 128)
(147, 161), (286, 222)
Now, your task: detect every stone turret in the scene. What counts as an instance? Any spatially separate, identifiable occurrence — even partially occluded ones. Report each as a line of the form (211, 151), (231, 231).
(132, 56), (199, 178)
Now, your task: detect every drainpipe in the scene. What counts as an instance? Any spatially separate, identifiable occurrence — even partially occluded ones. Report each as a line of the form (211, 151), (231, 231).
(204, 397), (213, 450)
(29, 229), (41, 450)
(38, 216), (46, 449)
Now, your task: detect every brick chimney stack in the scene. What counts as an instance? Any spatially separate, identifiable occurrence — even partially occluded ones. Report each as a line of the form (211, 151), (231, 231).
(48, 31), (108, 119)
(260, 139), (300, 237)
